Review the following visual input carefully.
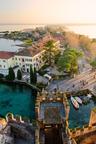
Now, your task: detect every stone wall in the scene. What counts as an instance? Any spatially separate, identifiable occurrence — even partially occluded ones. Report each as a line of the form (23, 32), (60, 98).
(89, 107), (96, 126)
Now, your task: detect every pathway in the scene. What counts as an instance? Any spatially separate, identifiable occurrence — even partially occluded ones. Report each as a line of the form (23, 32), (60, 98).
(47, 70), (96, 92)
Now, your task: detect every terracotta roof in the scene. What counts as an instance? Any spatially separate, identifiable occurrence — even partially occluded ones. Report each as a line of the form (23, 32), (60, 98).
(0, 51), (15, 59)
(53, 34), (64, 42)
(16, 35), (57, 57)
(16, 47), (43, 57)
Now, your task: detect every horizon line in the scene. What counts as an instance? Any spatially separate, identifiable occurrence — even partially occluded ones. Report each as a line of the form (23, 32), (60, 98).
(1, 23), (96, 25)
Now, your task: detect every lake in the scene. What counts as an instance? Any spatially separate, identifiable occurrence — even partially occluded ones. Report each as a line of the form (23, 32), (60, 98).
(0, 24), (45, 32)
(69, 96), (96, 129)
(0, 38), (24, 52)
(0, 83), (35, 120)
(66, 24), (96, 38)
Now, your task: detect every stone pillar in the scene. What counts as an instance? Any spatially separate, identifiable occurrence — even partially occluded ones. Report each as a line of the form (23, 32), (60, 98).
(35, 123), (40, 144)
(6, 113), (16, 122)
(89, 108), (96, 126)
(19, 116), (24, 123)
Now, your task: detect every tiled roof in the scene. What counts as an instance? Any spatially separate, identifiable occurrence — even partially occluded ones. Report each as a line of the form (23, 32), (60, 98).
(53, 34), (64, 42)
(16, 34), (57, 57)
(16, 47), (43, 57)
(0, 51), (15, 59)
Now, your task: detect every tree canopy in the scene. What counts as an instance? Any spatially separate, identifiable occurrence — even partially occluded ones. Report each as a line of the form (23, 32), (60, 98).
(30, 65), (34, 84)
(17, 69), (22, 80)
(24, 38), (32, 46)
(44, 40), (60, 65)
(8, 67), (15, 80)
(57, 48), (83, 74)
(30, 65), (37, 85)
(90, 59), (96, 69)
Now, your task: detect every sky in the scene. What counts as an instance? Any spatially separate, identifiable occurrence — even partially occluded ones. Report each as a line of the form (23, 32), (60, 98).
(0, 0), (96, 24)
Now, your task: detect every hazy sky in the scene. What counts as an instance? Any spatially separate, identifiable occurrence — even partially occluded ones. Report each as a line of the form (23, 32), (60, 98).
(0, 0), (96, 24)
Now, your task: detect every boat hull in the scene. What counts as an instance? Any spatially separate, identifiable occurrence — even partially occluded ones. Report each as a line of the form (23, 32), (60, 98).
(71, 97), (79, 109)
(75, 97), (82, 104)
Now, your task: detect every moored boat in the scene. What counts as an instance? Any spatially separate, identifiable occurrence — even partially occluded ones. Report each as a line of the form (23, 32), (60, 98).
(71, 96), (79, 109)
(87, 94), (92, 99)
(75, 97), (82, 104)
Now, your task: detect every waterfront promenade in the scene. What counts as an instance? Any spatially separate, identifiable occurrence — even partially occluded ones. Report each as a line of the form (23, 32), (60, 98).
(47, 70), (96, 93)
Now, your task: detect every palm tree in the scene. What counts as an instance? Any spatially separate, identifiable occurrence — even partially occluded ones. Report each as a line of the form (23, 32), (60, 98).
(44, 40), (55, 65)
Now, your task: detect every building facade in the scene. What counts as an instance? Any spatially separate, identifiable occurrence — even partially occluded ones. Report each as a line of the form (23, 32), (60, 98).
(0, 36), (60, 75)
(14, 49), (45, 73)
(0, 49), (45, 75)
(0, 52), (15, 75)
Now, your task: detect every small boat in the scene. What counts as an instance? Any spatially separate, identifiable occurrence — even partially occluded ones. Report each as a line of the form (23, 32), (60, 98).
(71, 96), (79, 109)
(87, 94), (92, 99)
(75, 97), (82, 104)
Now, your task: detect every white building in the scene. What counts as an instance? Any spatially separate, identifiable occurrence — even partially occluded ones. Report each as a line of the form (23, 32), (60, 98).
(0, 36), (60, 75)
(0, 51), (15, 75)
(0, 48), (45, 75)
(14, 47), (45, 73)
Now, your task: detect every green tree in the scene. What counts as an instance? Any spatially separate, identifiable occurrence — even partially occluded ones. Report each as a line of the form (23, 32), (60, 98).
(17, 69), (22, 80)
(57, 48), (83, 75)
(30, 65), (34, 84)
(90, 59), (96, 69)
(64, 32), (79, 48)
(24, 38), (32, 46)
(44, 40), (60, 65)
(33, 67), (37, 84)
(30, 65), (37, 84)
(8, 67), (15, 80)
(79, 35), (91, 51)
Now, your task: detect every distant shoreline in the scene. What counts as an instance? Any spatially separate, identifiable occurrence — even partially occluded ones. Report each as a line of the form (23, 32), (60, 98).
(0, 24), (96, 38)
(1, 23), (96, 25)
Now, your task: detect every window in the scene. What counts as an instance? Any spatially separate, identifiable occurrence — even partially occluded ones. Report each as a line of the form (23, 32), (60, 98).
(29, 59), (32, 62)
(26, 64), (29, 66)
(22, 58), (24, 62)
(36, 58), (39, 61)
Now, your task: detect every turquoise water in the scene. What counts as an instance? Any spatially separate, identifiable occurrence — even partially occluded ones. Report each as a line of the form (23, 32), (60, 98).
(69, 97), (96, 129)
(0, 38), (24, 52)
(0, 83), (35, 120)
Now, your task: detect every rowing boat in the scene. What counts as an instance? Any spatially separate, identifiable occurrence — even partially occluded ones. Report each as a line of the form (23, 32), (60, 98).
(75, 97), (82, 104)
(71, 96), (79, 109)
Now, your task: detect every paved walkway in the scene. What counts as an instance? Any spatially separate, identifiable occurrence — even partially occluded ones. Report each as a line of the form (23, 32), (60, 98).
(46, 55), (96, 93)
(47, 70), (96, 92)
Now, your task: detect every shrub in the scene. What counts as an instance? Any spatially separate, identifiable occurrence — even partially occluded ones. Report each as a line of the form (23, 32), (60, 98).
(17, 69), (22, 80)
(0, 73), (4, 79)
